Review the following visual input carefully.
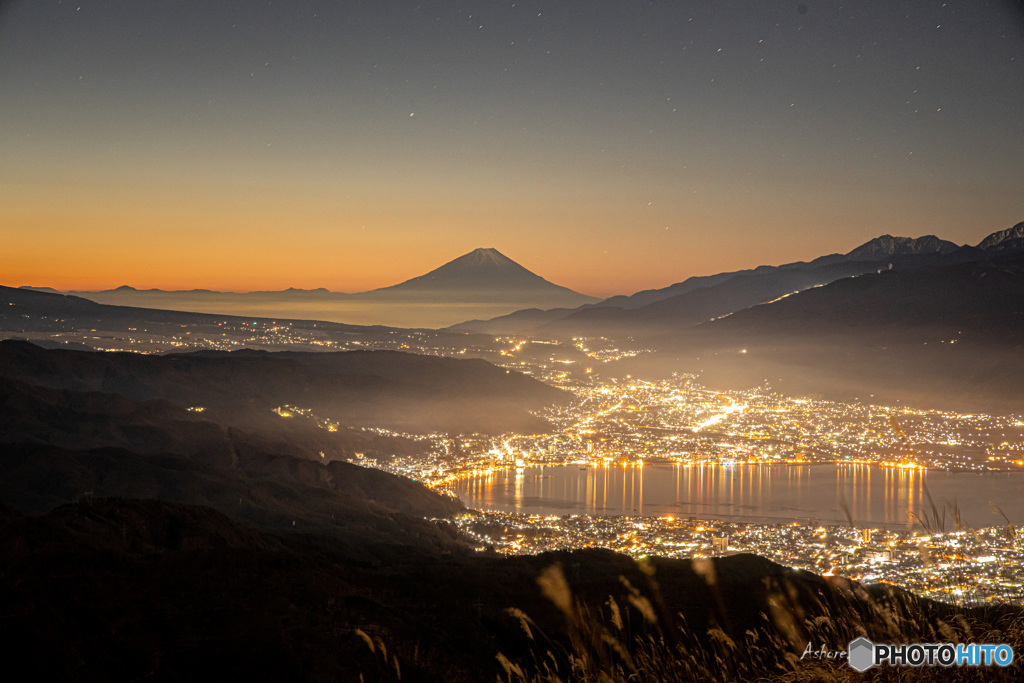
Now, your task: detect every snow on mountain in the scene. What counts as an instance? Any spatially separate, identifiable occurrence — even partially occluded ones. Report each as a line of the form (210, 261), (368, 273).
(845, 234), (960, 260)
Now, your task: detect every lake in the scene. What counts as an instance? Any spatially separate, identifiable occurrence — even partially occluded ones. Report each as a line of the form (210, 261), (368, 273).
(451, 463), (1024, 528)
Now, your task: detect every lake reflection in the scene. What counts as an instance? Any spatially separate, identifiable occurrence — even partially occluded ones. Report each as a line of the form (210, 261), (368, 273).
(452, 463), (1024, 528)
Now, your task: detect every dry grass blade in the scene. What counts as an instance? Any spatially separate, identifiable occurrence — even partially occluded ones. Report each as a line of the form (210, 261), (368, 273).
(538, 563), (573, 618)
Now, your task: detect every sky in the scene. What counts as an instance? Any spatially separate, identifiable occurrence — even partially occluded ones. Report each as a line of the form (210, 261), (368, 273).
(2, 0), (1023, 298)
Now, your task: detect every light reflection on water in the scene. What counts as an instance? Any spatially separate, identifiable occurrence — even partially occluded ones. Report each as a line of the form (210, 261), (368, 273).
(452, 463), (1024, 528)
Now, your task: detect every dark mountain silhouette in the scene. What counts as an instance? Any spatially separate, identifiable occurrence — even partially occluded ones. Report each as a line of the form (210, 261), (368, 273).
(0, 373), (429, 473)
(526, 259), (885, 338)
(361, 247), (598, 306)
(376, 248), (554, 290)
(18, 248), (598, 326)
(450, 225), (1024, 337)
(693, 253), (1024, 338)
(1, 283), (394, 332)
(451, 306), (582, 336)
(845, 233), (960, 259)
(0, 365), (466, 529)
(584, 232), (971, 313)
(616, 252), (1024, 413)
(0, 356), (469, 572)
(0, 441), (464, 546)
(0, 340), (567, 435)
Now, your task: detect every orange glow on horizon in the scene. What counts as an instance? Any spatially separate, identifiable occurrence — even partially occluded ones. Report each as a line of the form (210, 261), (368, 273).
(5, 172), (1016, 297)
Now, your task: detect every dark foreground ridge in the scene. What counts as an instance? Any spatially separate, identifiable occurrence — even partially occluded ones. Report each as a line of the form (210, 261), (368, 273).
(3, 498), (1022, 681)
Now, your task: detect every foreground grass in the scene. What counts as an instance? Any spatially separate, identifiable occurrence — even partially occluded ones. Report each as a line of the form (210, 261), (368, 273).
(343, 544), (1023, 682)
(487, 559), (1023, 683)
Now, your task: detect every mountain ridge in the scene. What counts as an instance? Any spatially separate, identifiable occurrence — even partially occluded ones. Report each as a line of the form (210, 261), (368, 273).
(16, 247), (599, 327)
(607, 251), (1024, 414)
(450, 223), (1024, 336)
(0, 339), (568, 435)
(22, 247), (597, 300)
(977, 220), (1024, 250)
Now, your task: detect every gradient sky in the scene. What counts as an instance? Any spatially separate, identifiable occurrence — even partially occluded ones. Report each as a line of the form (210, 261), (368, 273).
(2, 1), (1022, 297)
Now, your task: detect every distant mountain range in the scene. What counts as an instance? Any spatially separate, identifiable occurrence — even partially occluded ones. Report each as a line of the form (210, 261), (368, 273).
(617, 248), (1024, 413)
(433, 222), (1024, 413)
(7, 223), (1024, 411)
(21, 248), (598, 328)
(0, 282), (393, 331)
(451, 223), (1024, 337)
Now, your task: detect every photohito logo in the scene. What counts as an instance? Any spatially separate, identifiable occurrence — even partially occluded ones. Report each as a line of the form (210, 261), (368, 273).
(847, 636), (1014, 672)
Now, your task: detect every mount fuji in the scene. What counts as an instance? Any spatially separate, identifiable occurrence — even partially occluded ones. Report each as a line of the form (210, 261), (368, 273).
(362, 248), (597, 306)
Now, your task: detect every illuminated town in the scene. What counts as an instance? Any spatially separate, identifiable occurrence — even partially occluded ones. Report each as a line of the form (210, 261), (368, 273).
(443, 510), (1024, 604)
(10, 314), (1024, 605)
(260, 335), (1024, 606)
